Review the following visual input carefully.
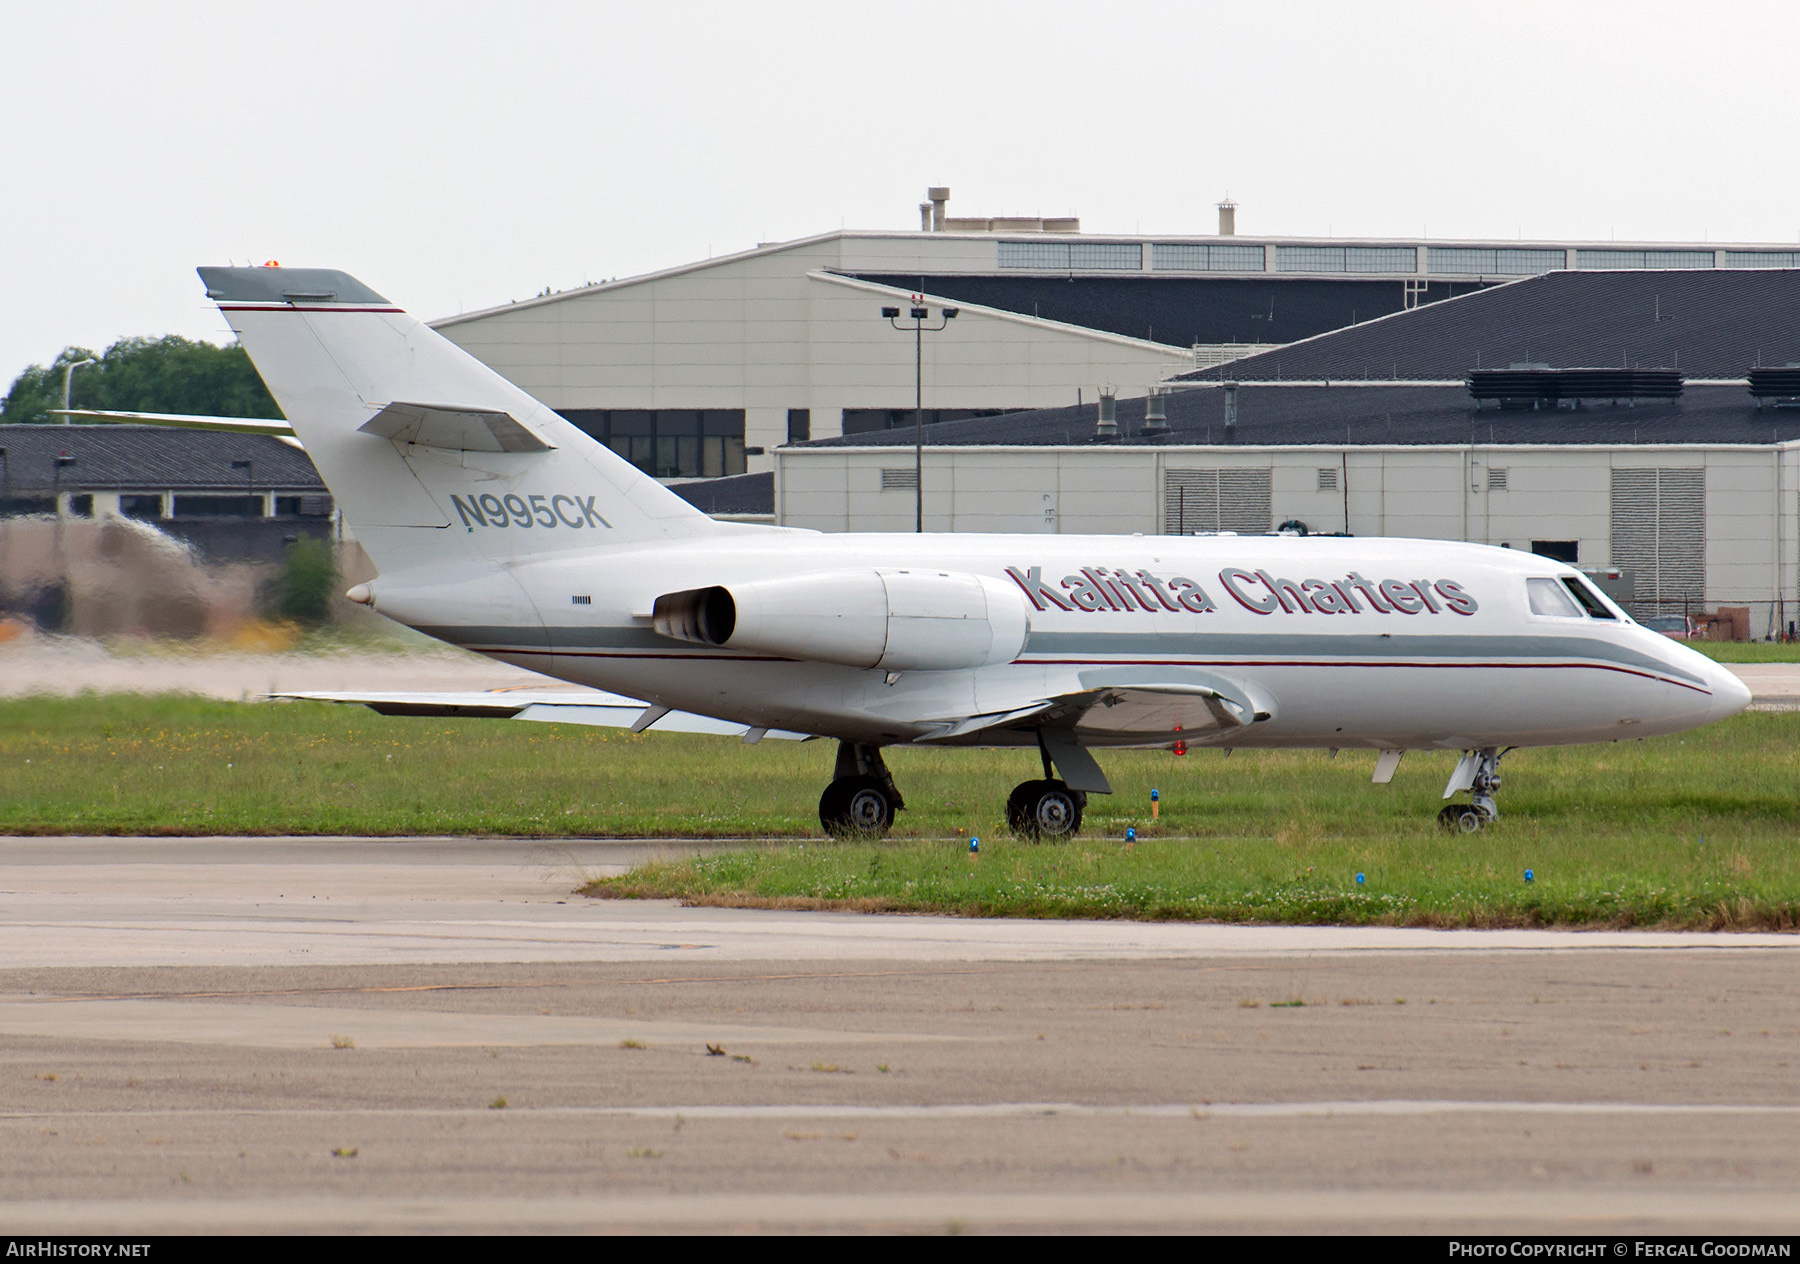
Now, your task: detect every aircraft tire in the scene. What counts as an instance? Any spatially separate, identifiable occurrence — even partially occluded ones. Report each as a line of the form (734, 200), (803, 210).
(1007, 779), (1084, 841)
(819, 775), (895, 839)
(1437, 804), (1485, 834)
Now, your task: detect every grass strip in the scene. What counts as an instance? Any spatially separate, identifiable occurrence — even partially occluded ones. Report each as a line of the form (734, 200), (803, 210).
(4, 694), (1799, 928)
(1688, 641), (1800, 663)
(589, 835), (1800, 931)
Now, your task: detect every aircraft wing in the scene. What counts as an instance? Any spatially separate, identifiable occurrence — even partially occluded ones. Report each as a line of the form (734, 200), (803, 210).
(273, 689), (811, 741)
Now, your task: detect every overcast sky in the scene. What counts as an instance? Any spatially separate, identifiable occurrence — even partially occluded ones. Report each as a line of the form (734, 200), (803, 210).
(3, 0), (1796, 389)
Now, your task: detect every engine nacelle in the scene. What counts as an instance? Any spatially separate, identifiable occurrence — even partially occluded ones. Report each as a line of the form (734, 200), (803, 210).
(652, 568), (1031, 671)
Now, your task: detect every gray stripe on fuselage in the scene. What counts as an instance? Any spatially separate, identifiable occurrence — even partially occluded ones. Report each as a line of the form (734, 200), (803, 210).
(413, 624), (1706, 687)
(1020, 631), (1706, 685)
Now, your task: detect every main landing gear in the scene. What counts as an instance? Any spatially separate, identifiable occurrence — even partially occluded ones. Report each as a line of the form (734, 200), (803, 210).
(816, 735), (1096, 841)
(1437, 746), (1506, 833)
(1005, 736), (1086, 840)
(818, 742), (904, 838)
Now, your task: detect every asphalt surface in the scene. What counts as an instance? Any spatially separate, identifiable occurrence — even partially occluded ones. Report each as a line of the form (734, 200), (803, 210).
(0, 836), (1796, 1234)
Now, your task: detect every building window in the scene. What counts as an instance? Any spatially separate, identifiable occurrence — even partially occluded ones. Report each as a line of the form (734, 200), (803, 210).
(1152, 243), (1265, 272)
(120, 494), (164, 519)
(1531, 540), (1579, 564)
(787, 409), (810, 443)
(1428, 247), (1565, 275)
(1723, 251), (1800, 268)
(559, 409), (746, 478)
(1576, 249), (1712, 270)
(274, 495), (332, 517)
(173, 495), (263, 517)
(67, 494), (93, 517)
(998, 241), (1142, 270)
(1276, 245), (1418, 273)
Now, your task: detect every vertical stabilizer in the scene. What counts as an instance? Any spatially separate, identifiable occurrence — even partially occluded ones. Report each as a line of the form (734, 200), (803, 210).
(198, 266), (721, 575)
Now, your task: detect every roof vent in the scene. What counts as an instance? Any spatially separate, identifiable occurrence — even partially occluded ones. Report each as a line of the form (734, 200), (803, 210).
(1749, 365), (1800, 407)
(928, 186), (950, 232)
(1142, 387), (1170, 434)
(1466, 367), (1683, 409)
(1095, 387), (1118, 439)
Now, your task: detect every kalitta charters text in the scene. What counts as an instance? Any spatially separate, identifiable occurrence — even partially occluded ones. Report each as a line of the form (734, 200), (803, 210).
(1005, 565), (1479, 618)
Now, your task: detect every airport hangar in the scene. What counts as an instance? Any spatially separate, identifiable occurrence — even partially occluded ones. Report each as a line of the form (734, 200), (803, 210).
(774, 267), (1800, 638)
(430, 188), (1800, 482)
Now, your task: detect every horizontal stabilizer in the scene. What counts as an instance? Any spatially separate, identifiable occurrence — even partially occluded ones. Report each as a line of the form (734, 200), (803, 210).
(357, 402), (554, 453)
(272, 689), (808, 739)
(52, 409), (297, 440)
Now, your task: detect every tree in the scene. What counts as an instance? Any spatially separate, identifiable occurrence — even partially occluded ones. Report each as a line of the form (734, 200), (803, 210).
(272, 535), (339, 625)
(1, 336), (283, 425)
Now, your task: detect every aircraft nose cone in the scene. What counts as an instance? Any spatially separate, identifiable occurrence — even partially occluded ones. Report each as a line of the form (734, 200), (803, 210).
(1708, 664), (1753, 722)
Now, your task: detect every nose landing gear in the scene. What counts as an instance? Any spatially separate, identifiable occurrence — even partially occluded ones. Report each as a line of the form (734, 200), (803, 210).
(1438, 746), (1506, 832)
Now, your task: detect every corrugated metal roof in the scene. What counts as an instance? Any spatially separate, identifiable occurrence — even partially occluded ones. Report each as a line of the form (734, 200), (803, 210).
(1173, 269), (1800, 383)
(0, 426), (324, 494)
(668, 470), (772, 515)
(795, 383), (1800, 450)
(848, 273), (1493, 348)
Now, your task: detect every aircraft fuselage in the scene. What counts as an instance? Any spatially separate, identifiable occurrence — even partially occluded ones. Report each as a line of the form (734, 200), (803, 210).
(363, 529), (1746, 753)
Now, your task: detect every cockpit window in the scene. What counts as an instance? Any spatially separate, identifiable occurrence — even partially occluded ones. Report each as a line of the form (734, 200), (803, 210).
(1560, 576), (1618, 619)
(1526, 577), (1583, 617)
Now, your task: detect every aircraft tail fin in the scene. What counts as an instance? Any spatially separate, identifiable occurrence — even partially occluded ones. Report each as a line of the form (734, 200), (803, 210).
(198, 266), (724, 575)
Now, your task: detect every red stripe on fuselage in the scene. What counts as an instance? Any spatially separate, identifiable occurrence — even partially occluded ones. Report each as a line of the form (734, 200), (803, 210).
(1015, 657), (1713, 694)
(466, 647), (793, 663)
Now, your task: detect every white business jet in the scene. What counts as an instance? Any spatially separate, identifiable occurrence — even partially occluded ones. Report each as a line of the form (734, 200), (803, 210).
(193, 265), (1750, 838)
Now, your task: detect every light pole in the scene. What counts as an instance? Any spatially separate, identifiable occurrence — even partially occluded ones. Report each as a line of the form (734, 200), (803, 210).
(880, 302), (958, 532)
(59, 358), (98, 422)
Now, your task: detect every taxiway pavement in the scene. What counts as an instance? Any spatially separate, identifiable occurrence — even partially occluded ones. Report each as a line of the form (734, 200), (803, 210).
(0, 836), (1796, 1234)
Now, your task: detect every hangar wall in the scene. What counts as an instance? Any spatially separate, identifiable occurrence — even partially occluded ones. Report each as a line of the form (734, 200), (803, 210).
(775, 442), (1800, 623)
(433, 235), (1189, 473)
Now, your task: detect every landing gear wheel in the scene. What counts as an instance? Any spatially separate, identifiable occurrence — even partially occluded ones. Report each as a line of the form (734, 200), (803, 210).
(1437, 747), (1507, 833)
(819, 775), (895, 838)
(1437, 803), (1486, 834)
(1006, 779), (1085, 841)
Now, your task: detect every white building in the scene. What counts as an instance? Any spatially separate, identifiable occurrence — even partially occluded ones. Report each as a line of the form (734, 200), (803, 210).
(776, 434), (1795, 631)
